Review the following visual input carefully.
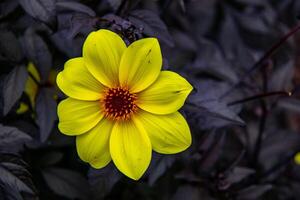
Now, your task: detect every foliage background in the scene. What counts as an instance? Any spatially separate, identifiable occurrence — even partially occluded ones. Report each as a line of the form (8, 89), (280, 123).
(1, 0), (300, 199)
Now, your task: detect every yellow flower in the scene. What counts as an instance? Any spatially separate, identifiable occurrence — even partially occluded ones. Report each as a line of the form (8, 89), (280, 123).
(295, 152), (300, 165)
(56, 29), (193, 180)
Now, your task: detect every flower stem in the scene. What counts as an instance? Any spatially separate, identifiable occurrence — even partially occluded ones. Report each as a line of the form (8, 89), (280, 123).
(227, 91), (292, 106)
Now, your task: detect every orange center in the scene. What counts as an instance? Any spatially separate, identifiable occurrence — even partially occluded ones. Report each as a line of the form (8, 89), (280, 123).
(103, 87), (137, 120)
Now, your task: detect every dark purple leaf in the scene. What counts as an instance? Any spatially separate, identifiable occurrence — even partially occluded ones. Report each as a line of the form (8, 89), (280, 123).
(0, 30), (23, 63)
(186, 80), (244, 130)
(35, 88), (57, 142)
(56, 1), (95, 16)
(147, 154), (175, 186)
(236, 184), (272, 200)
(172, 186), (215, 200)
(0, 182), (24, 200)
(224, 167), (255, 186)
(0, 0), (19, 20)
(190, 38), (238, 83)
(21, 28), (52, 83)
(269, 60), (294, 91)
(18, 0), (56, 26)
(0, 154), (36, 197)
(278, 98), (300, 113)
(106, 0), (122, 11)
(199, 131), (226, 170)
(259, 130), (300, 171)
(2, 66), (28, 116)
(0, 124), (31, 152)
(42, 167), (90, 200)
(88, 165), (121, 200)
(129, 9), (174, 47)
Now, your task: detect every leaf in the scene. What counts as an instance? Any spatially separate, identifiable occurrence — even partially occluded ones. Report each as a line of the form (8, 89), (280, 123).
(0, 154), (36, 196)
(199, 131), (226, 171)
(2, 66), (28, 116)
(190, 38), (239, 83)
(88, 165), (121, 200)
(186, 80), (244, 130)
(129, 9), (174, 47)
(35, 88), (57, 142)
(56, 1), (95, 16)
(269, 60), (294, 91)
(51, 27), (84, 57)
(278, 98), (300, 113)
(18, 0), (56, 26)
(236, 184), (272, 200)
(0, 166), (33, 195)
(0, 124), (32, 152)
(106, 0), (122, 11)
(0, 182), (24, 200)
(0, 30), (23, 63)
(21, 28), (52, 83)
(0, 0), (19, 20)
(224, 167), (255, 186)
(259, 130), (300, 171)
(147, 154), (175, 186)
(36, 151), (63, 167)
(172, 186), (215, 200)
(42, 167), (90, 200)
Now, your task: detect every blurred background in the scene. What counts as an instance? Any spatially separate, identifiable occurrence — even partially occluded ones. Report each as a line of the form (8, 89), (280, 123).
(1, 0), (300, 199)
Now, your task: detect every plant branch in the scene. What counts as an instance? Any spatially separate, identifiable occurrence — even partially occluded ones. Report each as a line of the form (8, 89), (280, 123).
(227, 91), (291, 106)
(221, 23), (300, 98)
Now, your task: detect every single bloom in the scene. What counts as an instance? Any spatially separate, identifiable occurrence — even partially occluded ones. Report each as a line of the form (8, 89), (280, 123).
(56, 29), (193, 180)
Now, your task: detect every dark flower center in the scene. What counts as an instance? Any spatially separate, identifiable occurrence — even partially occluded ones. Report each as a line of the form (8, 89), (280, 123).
(103, 87), (137, 120)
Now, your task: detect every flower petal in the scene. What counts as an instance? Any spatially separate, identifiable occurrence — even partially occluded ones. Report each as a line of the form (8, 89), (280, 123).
(57, 58), (106, 101)
(110, 118), (151, 180)
(119, 38), (162, 93)
(137, 110), (191, 154)
(137, 71), (193, 114)
(76, 118), (114, 169)
(83, 29), (126, 87)
(57, 98), (103, 135)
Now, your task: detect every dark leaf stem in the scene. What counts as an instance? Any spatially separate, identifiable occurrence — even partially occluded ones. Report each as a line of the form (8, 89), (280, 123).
(252, 100), (267, 167)
(221, 23), (300, 98)
(227, 91), (292, 106)
(28, 71), (41, 87)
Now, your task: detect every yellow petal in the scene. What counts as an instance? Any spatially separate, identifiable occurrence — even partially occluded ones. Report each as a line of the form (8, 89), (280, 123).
(137, 71), (193, 114)
(110, 118), (151, 180)
(137, 110), (191, 154)
(57, 98), (103, 135)
(27, 62), (41, 82)
(57, 57), (106, 101)
(16, 102), (29, 114)
(295, 152), (300, 165)
(24, 75), (39, 107)
(119, 38), (162, 93)
(76, 118), (114, 169)
(83, 29), (126, 87)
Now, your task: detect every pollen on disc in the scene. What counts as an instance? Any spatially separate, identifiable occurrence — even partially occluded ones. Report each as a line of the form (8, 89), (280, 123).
(103, 87), (137, 120)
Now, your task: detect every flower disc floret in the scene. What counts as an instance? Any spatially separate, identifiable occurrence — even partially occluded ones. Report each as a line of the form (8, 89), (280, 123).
(102, 87), (137, 120)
